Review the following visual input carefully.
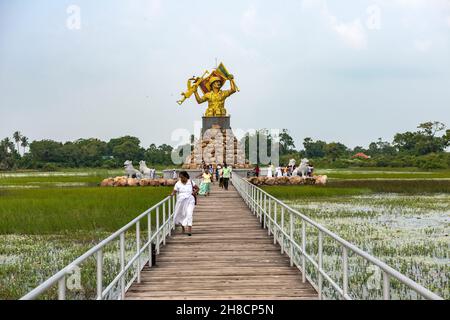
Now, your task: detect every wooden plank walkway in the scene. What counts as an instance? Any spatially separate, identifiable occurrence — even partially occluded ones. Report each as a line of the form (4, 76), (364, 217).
(126, 183), (318, 300)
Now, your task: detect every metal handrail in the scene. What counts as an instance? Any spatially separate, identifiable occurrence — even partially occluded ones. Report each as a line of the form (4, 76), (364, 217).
(21, 193), (178, 300)
(231, 175), (443, 300)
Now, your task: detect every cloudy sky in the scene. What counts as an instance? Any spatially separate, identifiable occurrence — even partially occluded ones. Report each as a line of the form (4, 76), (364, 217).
(1, 0), (449, 149)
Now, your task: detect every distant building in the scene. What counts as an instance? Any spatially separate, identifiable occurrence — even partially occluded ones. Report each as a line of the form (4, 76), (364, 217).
(352, 152), (370, 159)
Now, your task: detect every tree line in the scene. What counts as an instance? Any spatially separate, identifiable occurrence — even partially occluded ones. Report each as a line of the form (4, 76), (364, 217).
(243, 121), (449, 170)
(1, 121), (449, 171)
(0, 134), (173, 171)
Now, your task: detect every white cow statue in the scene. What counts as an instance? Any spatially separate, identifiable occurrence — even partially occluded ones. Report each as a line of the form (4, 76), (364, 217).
(124, 160), (142, 179)
(298, 158), (309, 177)
(139, 160), (152, 178)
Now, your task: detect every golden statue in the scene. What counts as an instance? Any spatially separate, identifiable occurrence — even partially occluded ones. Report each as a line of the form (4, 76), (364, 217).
(177, 62), (238, 117)
(176, 70), (209, 105)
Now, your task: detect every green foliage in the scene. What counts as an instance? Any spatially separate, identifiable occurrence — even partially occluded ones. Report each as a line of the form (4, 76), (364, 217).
(303, 137), (326, 158)
(0, 187), (171, 234)
(2, 121), (449, 171)
(145, 143), (173, 165)
(0, 138), (19, 170)
(279, 129), (295, 155)
(393, 121), (448, 155)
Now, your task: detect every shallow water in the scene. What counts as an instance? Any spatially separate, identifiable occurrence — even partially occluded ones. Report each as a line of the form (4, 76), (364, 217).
(285, 193), (450, 299)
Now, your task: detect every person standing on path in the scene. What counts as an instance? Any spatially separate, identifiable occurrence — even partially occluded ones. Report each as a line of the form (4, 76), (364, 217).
(218, 165), (224, 188)
(197, 168), (212, 196)
(170, 171), (198, 236)
(222, 163), (232, 190)
(267, 164), (273, 178)
(254, 164), (260, 177)
(215, 165), (221, 184)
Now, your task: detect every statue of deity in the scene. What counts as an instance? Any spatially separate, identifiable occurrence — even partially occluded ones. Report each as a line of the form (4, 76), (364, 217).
(193, 74), (237, 117)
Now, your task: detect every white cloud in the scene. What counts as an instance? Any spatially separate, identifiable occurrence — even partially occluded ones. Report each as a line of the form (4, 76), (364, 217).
(301, 0), (368, 50)
(414, 39), (433, 52)
(240, 4), (278, 38)
(447, 16), (450, 27)
(332, 19), (368, 50)
(378, 0), (450, 9)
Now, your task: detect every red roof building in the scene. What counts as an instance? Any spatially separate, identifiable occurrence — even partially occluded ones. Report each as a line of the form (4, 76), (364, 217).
(352, 152), (370, 159)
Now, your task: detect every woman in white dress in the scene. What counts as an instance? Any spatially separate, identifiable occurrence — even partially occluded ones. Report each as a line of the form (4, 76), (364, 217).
(170, 171), (198, 236)
(267, 165), (273, 178)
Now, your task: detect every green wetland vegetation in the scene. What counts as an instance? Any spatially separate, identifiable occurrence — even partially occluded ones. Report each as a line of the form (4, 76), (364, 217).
(263, 171), (450, 300)
(0, 169), (171, 299)
(0, 168), (449, 299)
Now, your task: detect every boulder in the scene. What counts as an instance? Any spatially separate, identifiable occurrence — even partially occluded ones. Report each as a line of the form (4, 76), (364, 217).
(127, 178), (138, 186)
(151, 179), (161, 186)
(289, 176), (303, 185)
(315, 175), (328, 185)
(100, 178), (114, 187)
(116, 178), (128, 187)
(166, 179), (177, 186)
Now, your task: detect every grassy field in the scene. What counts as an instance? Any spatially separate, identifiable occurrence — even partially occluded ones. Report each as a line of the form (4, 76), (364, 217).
(0, 187), (171, 234)
(0, 170), (172, 299)
(0, 167), (449, 299)
(262, 172), (450, 300)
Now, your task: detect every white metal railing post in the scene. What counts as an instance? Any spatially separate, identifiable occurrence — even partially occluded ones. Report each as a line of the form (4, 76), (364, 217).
(302, 221), (306, 283)
(96, 249), (103, 299)
(281, 206), (285, 254)
(163, 202), (166, 246)
(255, 188), (258, 217)
(148, 212), (152, 267)
(318, 231), (323, 299)
(289, 210), (294, 267)
(268, 198), (272, 236)
(259, 190), (263, 223)
(136, 221), (141, 284)
(169, 197), (172, 236)
(58, 276), (66, 300)
(383, 272), (390, 300)
(156, 207), (160, 254)
(273, 202), (277, 245)
(119, 232), (125, 300)
(250, 186), (254, 213)
(343, 246), (348, 299)
(263, 193), (267, 229)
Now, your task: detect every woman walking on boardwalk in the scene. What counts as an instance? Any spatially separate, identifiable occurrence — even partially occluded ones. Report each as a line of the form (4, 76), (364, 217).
(197, 168), (212, 196)
(171, 171), (198, 236)
(222, 163), (232, 190)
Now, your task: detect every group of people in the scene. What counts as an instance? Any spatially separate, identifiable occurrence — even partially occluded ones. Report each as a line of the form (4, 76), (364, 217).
(197, 163), (232, 195)
(265, 163), (314, 178)
(170, 163), (233, 236)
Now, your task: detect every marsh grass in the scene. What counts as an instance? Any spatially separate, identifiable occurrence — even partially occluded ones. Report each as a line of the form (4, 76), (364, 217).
(277, 193), (450, 299)
(0, 187), (172, 234)
(1, 168), (449, 299)
(316, 168), (450, 180)
(263, 179), (450, 198)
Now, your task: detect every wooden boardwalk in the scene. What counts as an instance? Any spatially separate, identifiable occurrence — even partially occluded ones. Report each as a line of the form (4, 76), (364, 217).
(126, 183), (318, 300)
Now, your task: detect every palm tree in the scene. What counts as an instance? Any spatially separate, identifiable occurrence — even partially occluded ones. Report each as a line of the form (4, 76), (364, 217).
(13, 131), (21, 155)
(3, 137), (15, 153)
(20, 136), (29, 155)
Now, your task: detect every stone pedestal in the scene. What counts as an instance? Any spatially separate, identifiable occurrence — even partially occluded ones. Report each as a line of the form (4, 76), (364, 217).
(201, 116), (230, 135)
(182, 115), (252, 170)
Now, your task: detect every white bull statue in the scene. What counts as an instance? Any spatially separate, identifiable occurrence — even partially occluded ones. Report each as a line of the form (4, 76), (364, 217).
(124, 160), (142, 179)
